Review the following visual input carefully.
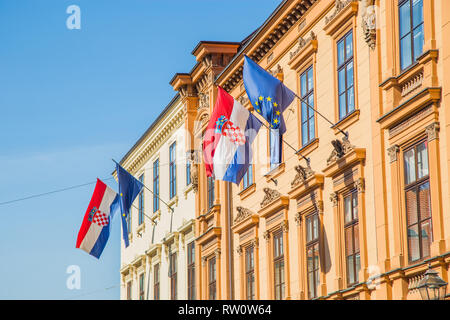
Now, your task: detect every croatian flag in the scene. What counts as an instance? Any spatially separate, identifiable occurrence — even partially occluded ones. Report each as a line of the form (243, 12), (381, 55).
(203, 86), (262, 185)
(76, 179), (120, 259)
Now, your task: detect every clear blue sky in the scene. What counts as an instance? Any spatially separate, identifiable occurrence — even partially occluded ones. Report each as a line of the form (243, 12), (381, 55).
(0, 0), (280, 299)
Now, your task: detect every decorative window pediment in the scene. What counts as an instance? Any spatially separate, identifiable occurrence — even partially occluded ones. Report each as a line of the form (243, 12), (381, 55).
(324, 0), (359, 36)
(258, 188), (289, 218)
(323, 136), (366, 178)
(232, 206), (259, 234)
(288, 32), (318, 71)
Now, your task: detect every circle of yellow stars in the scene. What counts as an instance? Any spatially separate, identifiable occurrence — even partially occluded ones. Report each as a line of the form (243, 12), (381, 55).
(254, 96), (281, 129)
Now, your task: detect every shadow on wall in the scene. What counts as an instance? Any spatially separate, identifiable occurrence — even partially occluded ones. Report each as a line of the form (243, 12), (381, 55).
(321, 227), (332, 274)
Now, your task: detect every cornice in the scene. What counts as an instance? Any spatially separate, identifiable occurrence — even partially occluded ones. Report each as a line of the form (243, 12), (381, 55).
(216, 0), (319, 92)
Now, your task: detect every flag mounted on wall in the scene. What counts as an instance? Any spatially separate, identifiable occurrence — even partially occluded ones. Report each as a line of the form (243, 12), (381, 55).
(115, 161), (144, 248)
(243, 55), (295, 166)
(76, 179), (120, 259)
(203, 86), (262, 185)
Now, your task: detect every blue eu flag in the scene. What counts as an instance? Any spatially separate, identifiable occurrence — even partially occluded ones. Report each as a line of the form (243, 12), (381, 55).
(243, 55), (295, 165)
(115, 161), (144, 248)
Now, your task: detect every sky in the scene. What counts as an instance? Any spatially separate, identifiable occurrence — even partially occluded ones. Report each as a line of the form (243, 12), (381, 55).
(0, 0), (281, 299)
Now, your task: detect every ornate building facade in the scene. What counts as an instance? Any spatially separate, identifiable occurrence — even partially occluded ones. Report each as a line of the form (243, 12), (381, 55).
(121, 0), (450, 300)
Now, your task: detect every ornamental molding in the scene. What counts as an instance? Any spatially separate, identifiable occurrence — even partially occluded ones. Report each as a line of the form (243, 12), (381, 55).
(180, 84), (197, 98)
(187, 150), (199, 193)
(122, 105), (185, 176)
(361, 1), (377, 50)
(294, 212), (302, 226)
(330, 192), (338, 207)
(291, 164), (315, 188)
(388, 105), (432, 138)
(222, 0), (318, 93)
(263, 230), (271, 241)
(326, 136), (356, 166)
(198, 92), (210, 111)
(260, 188), (281, 208)
(325, 0), (357, 25)
(236, 245), (243, 256)
(234, 206), (254, 225)
(281, 220), (289, 233)
(289, 31), (317, 60)
(354, 178), (365, 194)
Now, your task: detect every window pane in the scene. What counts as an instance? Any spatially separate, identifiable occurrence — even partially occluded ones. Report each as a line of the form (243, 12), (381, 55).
(312, 215), (319, 240)
(347, 87), (355, 113)
(421, 219), (432, 258)
(412, 0), (423, 28)
(307, 247), (314, 271)
(339, 94), (347, 119)
(352, 192), (358, 220)
(404, 148), (416, 185)
(345, 32), (353, 58)
(417, 142), (429, 179)
(418, 182), (431, 220)
(338, 69), (346, 94)
(400, 36), (413, 70)
(346, 61), (354, 88)
(337, 40), (345, 66)
(308, 272), (314, 298)
(413, 24), (424, 60)
(399, 1), (412, 37)
(306, 216), (312, 243)
(308, 68), (314, 90)
(302, 122), (308, 146)
(354, 224), (360, 253)
(355, 253), (361, 282)
(301, 103), (308, 123)
(308, 93), (314, 108)
(406, 189), (418, 225)
(347, 255), (355, 284)
(309, 119), (315, 141)
(344, 195), (352, 224)
(408, 224), (420, 262)
(313, 244), (319, 269)
(345, 227), (354, 255)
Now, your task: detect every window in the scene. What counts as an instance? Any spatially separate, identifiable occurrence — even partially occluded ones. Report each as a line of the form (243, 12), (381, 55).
(126, 281), (132, 300)
(207, 176), (215, 209)
(153, 263), (160, 300)
(242, 164), (253, 190)
(337, 30), (355, 120)
(245, 245), (255, 300)
(208, 257), (216, 300)
(169, 142), (177, 199)
(153, 159), (159, 213)
(399, 0), (424, 71)
(169, 252), (177, 300)
(306, 212), (320, 299)
(300, 66), (315, 146)
(344, 190), (360, 286)
(138, 174), (144, 225)
(186, 159), (191, 186)
(187, 242), (196, 300)
(404, 140), (432, 263)
(273, 230), (285, 300)
(139, 273), (145, 300)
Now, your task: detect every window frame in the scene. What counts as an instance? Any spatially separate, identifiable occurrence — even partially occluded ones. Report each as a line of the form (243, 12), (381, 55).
(305, 212), (320, 299)
(153, 159), (160, 213)
(208, 257), (217, 300)
(139, 273), (145, 300)
(300, 65), (315, 146)
(403, 139), (432, 263)
(126, 280), (132, 300)
(169, 252), (177, 300)
(169, 142), (177, 199)
(398, 0), (424, 71)
(336, 29), (355, 121)
(273, 230), (285, 300)
(245, 245), (255, 300)
(343, 190), (360, 287)
(138, 174), (144, 225)
(207, 176), (215, 209)
(187, 242), (196, 300)
(153, 263), (160, 300)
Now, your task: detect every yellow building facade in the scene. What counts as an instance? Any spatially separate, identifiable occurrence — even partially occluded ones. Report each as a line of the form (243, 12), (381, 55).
(119, 0), (449, 300)
(168, 0), (450, 300)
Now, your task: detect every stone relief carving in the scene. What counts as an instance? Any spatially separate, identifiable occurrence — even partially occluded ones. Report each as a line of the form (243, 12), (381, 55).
(234, 206), (254, 224)
(330, 192), (339, 207)
(325, 0), (356, 25)
(260, 188), (281, 208)
(326, 136), (355, 165)
(387, 145), (400, 163)
(188, 150), (199, 193)
(289, 31), (317, 60)
(361, 1), (377, 50)
(426, 122), (440, 142)
(198, 92), (210, 110)
(291, 164), (315, 188)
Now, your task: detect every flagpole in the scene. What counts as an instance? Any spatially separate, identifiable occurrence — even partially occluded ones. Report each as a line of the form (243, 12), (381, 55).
(250, 111), (311, 166)
(112, 159), (174, 214)
(292, 92), (349, 139)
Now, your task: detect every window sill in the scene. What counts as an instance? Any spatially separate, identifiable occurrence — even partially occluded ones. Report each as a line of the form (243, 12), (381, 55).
(238, 183), (256, 201)
(168, 195), (179, 209)
(136, 222), (145, 236)
(184, 184), (193, 199)
(332, 109), (360, 134)
(297, 138), (319, 160)
(151, 209), (161, 222)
